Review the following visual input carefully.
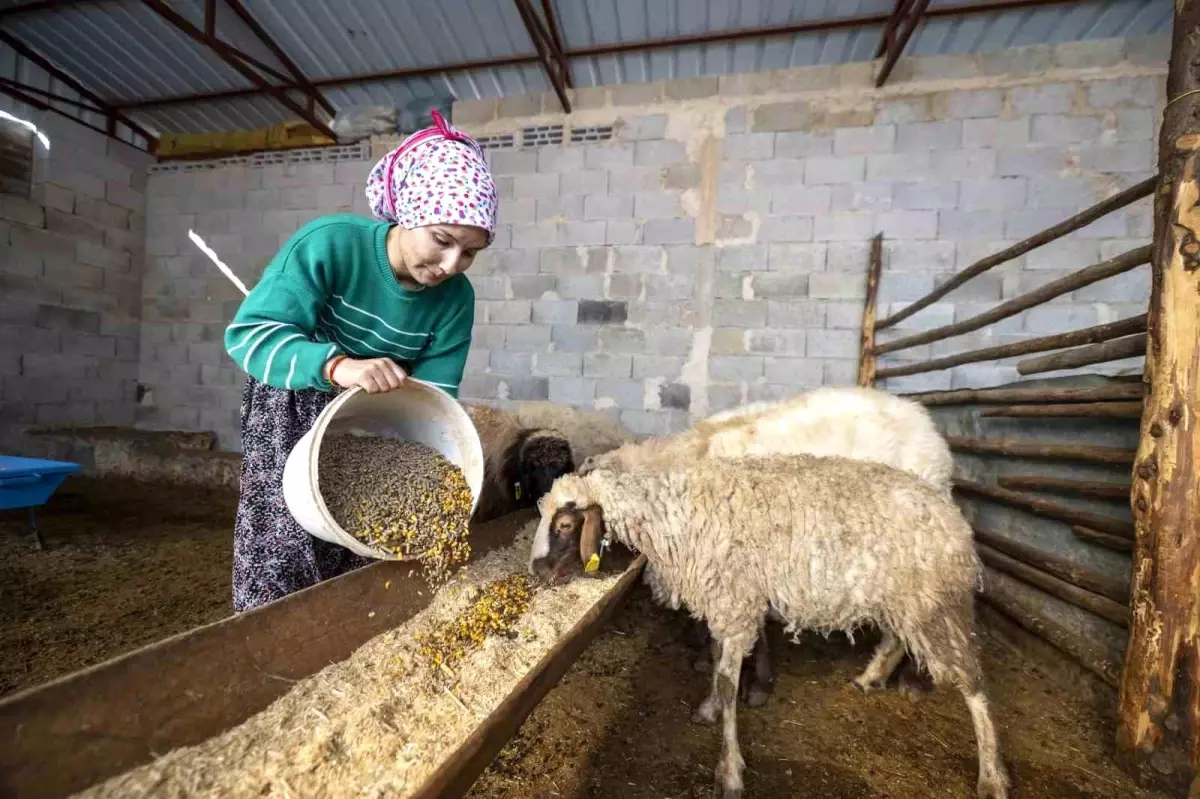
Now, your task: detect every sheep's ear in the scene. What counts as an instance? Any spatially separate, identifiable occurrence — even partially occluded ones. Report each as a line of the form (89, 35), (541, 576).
(579, 506), (605, 570)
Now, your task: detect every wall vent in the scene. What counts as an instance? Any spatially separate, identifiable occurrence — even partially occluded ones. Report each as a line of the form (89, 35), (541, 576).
(148, 141), (371, 174)
(476, 134), (516, 151)
(570, 125), (614, 144)
(522, 124), (564, 147)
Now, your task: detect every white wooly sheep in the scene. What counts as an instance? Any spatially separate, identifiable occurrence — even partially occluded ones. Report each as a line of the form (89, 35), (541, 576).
(530, 386), (953, 699)
(533, 456), (1008, 799)
(510, 401), (636, 465)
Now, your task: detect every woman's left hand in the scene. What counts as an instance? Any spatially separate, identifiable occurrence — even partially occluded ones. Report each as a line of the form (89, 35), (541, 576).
(328, 357), (408, 393)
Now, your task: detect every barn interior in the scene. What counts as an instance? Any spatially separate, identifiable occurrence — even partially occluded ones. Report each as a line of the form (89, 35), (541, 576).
(0, 1), (1194, 798)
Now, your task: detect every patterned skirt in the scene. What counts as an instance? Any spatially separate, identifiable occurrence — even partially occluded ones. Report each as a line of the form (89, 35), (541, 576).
(232, 377), (370, 612)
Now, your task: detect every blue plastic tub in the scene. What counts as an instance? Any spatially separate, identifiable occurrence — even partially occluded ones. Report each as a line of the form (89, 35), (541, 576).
(0, 455), (82, 512)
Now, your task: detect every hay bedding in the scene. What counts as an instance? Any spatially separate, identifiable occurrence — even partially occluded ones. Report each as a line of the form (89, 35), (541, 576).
(76, 521), (622, 799)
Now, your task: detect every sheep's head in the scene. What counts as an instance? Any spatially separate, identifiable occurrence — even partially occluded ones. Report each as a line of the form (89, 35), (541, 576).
(515, 430), (574, 506)
(529, 475), (605, 586)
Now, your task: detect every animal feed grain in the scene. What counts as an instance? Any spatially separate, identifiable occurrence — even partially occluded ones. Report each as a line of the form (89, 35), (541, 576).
(76, 521), (624, 799)
(319, 434), (473, 586)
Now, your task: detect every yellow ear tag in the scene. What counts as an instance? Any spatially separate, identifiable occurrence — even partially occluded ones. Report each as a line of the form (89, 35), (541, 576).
(584, 553), (601, 573)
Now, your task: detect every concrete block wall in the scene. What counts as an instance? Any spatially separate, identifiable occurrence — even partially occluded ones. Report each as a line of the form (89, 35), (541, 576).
(454, 36), (1163, 436)
(0, 110), (152, 456)
(139, 157), (374, 448)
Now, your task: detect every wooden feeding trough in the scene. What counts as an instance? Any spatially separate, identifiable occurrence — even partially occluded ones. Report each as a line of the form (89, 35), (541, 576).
(0, 509), (646, 798)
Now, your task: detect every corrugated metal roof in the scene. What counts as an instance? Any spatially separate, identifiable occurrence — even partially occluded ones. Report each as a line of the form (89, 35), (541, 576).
(0, 0), (1174, 140)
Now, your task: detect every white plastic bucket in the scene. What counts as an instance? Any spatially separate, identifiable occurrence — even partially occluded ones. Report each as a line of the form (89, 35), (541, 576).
(282, 381), (484, 560)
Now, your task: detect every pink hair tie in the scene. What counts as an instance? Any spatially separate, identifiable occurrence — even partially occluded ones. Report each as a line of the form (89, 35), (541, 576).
(381, 111), (483, 221)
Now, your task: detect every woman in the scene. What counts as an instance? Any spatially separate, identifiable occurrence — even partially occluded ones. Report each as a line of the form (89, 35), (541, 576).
(223, 112), (497, 612)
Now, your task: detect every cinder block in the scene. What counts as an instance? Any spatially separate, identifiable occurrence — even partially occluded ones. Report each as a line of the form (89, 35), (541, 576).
(835, 126), (896, 158)
(534, 351), (583, 377)
(507, 275), (556, 300)
(887, 240), (956, 272)
(513, 173), (560, 200)
(611, 82), (663, 106)
(876, 211), (937, 241)
(825, 242), (873, 274)
(1031, 114), (1103, 145)
(597, 379), (645, 411)
(643, 273), (695, 301)
(830, 181), (892, 213)
(713, 299), (767, 327)
(481, 299), (532, 325)
(717, 215), (752, 240)
(717, 245), (768, 273)
(1054, 38), (1126, 69)
(510, 223), (559, 249)
(804, 156), (866, 185)
(809, 273), (866, 300)
(617, 114), (668, 142)
(488, 149), (539, 175)
(1086, 77), (1162, 109)
(997, 147), (1067, 178)
(1115, 108), (1155, 142)
(643, 219), (694, 245)
(76, 242), (131, 272)
(805, 330), (858, 359)
(598, 327), (643, 356)
(537, 146), (585, 174)
(1022, 304), (1102, 335)
(559, 221), (607, 246)
(881, 371), (952, 393)
(537, 196), (585, 222)
(580, 193), (632, 222)
(768, 243), (825, 273)
(762, 358), (823, 387)
(774, 131), (832, 159)
(586, 217), (633, 247)
(722, 133), (775, 161)
(645, 327), (693, 356)
(608, 166), (664, 194)
(753, 102), (814, 132)
(506, 376), (552, 401)
(768, 300), (824, 329)
(813, 214), (874, 243)
(1079, 143), (1155, 174)
(939, 210), (1006, 240)
(866, 152), (931, 181)
(824, 301), (863, 330)
(896, 121), (962, 153)
(552, 324), (600, 352)
(505, 325), (554, 352)
(1125, 35), (1170, 67)
(877, 272), (936, 303)
(105, 180), (143, 212)
(1009, 83), (1076, 115)
(666, 76), (718, 100)
(962, 118), (1031, 149)
(757, 215), (815, 243)
(634, 192), (683, 220)
(960, 178), (1028, 210)
(584, 353), (633, 379)
(45, 261), (103, 290)
(771, 185), (832, 215)
(709, 356), (763, 382)
(933, 89), (1003, 119)
(606, 246), (657, 274)
(876, 97), (932, 125)
(634, 140), (686, 168)
(746, 329), (806, 356)
(928, 149), (996, 181)
(46, 209), (104, 244)
(751, 273), (808, 298)
(892, 181), (958, 211)
(553, 275), (602, 300)
(752, 159), (807, 190)
(578, 299), (629, 325)
(632, 355), (684, 380)
(498, 198), (537, 226)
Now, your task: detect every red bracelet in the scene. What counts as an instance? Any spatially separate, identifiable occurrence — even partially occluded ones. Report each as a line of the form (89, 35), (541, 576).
(326, 354), (348, 383)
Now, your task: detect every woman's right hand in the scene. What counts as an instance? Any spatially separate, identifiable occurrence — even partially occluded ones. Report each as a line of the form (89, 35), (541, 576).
(327, 357), (408, 393)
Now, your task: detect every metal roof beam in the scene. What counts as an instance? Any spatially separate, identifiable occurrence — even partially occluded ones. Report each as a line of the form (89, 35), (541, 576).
(0, 78), (149, 150)
(512, 0), (570, 112)
(875, 0), (931, 87)
(0, 27), (157, 146)
(111, 0), (1087, 111)
(221, 0), (335, 117)
(139, 0), (336, 139)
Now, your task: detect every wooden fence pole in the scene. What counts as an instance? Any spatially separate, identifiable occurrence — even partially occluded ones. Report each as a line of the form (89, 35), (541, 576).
(857, 233), (883, 387)
(1116, 3), (1200, 793)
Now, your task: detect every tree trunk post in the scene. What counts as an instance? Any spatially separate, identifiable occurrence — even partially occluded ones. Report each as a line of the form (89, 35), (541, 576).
(1116, 4), (1200, 795)
(857, 233), (883, 387)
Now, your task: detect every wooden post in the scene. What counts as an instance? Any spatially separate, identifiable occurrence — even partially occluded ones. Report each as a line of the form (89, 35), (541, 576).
(1116, 4), (1200, 794)
(857, 233), (883, 387)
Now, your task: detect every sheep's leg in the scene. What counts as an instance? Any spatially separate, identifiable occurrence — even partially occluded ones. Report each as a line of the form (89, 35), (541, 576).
(696, 636), (748, 799)
(852, 628), (906, 693)
(909, 614), (1010, 799)
(740, 620), (774, 708)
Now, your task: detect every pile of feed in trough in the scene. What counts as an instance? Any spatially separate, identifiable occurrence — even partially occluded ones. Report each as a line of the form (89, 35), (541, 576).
(78, 521), (626, 799)
(320, 433), (473, 585)
(415, 574), (533, 673)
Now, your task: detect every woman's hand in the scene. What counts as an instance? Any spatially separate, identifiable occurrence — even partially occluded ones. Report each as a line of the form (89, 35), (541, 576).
(327, 357), (408, 393)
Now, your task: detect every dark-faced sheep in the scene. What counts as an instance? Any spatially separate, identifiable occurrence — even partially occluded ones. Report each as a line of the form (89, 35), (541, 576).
(532, 456), (1009, 799)
(533, 386), (953, 705)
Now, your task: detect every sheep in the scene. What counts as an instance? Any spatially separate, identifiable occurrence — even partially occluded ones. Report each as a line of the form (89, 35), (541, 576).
(509, 401), (636, 465)
(535, 385), (953, 704)
(462, 403), (575, 524)
(531, 456), (1009, 799)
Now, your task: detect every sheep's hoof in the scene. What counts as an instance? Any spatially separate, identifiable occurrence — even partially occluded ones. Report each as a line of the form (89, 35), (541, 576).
(711, 785), (742, 799)
(899, 671), (934, 702)
(977, 775), (1010, 799)
(692, 702), (720, 726)
(742, 684), (772, 708)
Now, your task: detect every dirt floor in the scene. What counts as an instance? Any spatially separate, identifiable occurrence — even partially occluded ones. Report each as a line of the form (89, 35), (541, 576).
(469, 589), (1164, 799)
(0, 477), (234, 697)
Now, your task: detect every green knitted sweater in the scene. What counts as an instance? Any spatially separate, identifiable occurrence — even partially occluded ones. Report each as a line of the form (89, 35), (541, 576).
(223, 215), (474, 396)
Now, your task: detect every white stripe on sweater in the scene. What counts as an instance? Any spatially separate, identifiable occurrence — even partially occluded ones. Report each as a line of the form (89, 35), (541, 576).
(324, 305), (424, 351)
(285, 354), (298, 390)
(262, 332), (304, 384)
(318, 315), (419, 360)
(241, 323), (287, 373)
(332, 295), (429, 338)
(228, 322), (274, 354)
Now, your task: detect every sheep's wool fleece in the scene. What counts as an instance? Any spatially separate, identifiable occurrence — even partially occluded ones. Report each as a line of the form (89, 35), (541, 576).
(549, 456), (980, 645)
(511, 401), (635, 464)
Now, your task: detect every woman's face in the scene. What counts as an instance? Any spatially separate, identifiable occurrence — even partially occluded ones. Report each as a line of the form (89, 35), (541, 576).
(394, 224), (489, 289)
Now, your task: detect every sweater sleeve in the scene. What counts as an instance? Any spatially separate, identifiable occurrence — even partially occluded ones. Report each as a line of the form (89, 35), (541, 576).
(223, 236), (341, 391)
(407, 277), (475, 398)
